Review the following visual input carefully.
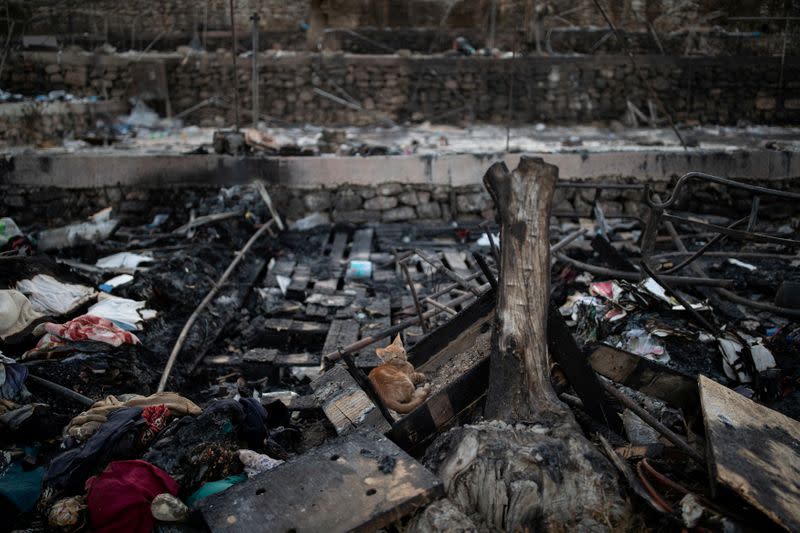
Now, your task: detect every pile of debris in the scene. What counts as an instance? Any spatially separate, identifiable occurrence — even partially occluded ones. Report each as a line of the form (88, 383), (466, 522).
(1, 161), (800, 532)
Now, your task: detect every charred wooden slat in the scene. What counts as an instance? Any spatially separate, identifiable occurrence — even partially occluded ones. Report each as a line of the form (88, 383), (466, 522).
(286, 264), (311, 300)
(200, 430), (442, 532)
(350, 228), (374, 261)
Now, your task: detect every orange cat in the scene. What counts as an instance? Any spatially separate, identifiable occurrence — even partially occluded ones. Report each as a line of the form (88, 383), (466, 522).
(368, 335), (430, 414)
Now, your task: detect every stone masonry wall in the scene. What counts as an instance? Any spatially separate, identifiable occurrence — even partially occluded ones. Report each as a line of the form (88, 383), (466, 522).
(4, 176), (799, 230)
(3, 52), (799, 131)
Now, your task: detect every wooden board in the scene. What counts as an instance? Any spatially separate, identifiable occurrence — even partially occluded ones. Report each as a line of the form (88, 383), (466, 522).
(357, 297), (391, 368)
(547, 305), (622, 434)
(350, 228), (374, 261)
(442, 249), (475, 287)
(322, 319), (361, 357)
(312, 278), (338, 295)
(329, 231), (348, 274)
(262, 318), (329, 336)
(311, 365), (391, 435)
(287, 264), (311, 300)
(589, 344), (697, 411)
(200, 430), (443, 533)
(699, 375), (800, 531)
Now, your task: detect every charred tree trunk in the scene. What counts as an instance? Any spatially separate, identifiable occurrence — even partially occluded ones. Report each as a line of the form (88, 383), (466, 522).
(422, 158), (631, 531)
(483, 157), (565, 420)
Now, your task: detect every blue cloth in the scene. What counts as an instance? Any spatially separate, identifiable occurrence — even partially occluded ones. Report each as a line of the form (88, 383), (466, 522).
(0, 461), (45, 513)
(185, 474), (247, 507)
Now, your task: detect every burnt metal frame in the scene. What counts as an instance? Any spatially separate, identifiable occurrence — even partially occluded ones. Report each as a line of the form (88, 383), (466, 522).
(641, 172), (800, 266)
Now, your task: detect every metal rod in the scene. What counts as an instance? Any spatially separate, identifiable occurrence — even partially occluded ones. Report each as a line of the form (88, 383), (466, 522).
(229, 0), (240, 131)
(551, 228), (587, 253)
(250, 12), (260, 128)
(26, 374), (94, 407)
(640, 261), (715, 332)
(658, 216), (747, 275)
(662, 213), (800, 248)
(646, 172), (800, 209)
(601, 379), (705, 466)
(400, 262), (428, 333)
(554, 252), (734, 287)
(653, 250), (800, 261)
(471, 251), (498, 291)
(424, 296), (459, 316)
(158, 221), (273, 392)
(415, 249), (482, 296)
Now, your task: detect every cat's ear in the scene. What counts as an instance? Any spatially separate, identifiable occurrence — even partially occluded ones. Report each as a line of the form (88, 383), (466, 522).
(391, 335), (404, 350)
(375, 346), (388, 361)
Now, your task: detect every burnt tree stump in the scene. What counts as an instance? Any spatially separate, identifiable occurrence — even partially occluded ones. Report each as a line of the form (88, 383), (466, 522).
(422, 158), (631, 531)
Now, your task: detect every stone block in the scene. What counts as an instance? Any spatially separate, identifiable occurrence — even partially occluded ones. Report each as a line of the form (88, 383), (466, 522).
(416, 202), (442, 219)
(363, 196), (397, 210)
(332, 209), (374, 224)
(399, 191), (419, 206)
(333, 190), (362, 211)
(378, 183), (402, 196)
(382, 206), (416, 222)
(456, 193), (490, 214)
(303, 190), (332, 211)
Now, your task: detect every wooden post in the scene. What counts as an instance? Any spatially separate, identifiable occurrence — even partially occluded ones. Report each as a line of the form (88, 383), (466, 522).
(482, 157), (565, 420)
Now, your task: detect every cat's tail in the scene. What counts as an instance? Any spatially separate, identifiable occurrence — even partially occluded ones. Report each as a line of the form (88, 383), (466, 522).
(382, 387), (429, 414)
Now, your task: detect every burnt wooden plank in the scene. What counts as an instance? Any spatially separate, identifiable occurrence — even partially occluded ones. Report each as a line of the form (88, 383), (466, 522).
(311, 365), (390, 435)
(242, 348), (318, 367)
(200, 430), (443, 533)
(350, 228), (374, 261)
(306, 292), (355, 308)
(408, 289), (495, 368)
(286, 264), (311, 300)
(699, 375), (800, 532)
(329, 231), (348, 272)
(589, 344), (697, 411)
(304, 303), (329, 318)
(322, 319), (361, 357)
(261, 318), (329, 350)
(262, 318), (329, 336)
(547, 304), (623, 434)
(442, 249), (473, 281)
(357, 297), (391, 368)
(264, 258), (295, 287)
(312, 278), (338, 294)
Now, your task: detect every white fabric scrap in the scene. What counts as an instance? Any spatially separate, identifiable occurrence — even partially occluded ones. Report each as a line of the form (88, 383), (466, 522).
(718, 334), (776, 383)
(87, 293), (156, 331)
(96, 252), (154, 270)
(16, 274), (97, 316)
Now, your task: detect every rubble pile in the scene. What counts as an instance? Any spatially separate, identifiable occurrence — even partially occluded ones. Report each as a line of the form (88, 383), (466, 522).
(1, 166), (800, 531)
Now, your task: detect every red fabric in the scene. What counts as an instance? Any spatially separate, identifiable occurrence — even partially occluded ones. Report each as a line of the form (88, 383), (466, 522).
(86, 460), (179, 533)
(42, 314), (140, 346)
(139, 405), (171, 447)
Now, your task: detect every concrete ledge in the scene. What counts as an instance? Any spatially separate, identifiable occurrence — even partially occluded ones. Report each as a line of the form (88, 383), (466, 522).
(2, 150), (799, 190)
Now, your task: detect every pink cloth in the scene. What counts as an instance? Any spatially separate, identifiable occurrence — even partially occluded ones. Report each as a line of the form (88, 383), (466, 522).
(24, 315), (139, 359)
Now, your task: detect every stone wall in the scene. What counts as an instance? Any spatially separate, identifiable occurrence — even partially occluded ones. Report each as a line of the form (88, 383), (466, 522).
(0, 101), (127, 147)
(4, 52), (799, 130)
(4, 175), (799, 229)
